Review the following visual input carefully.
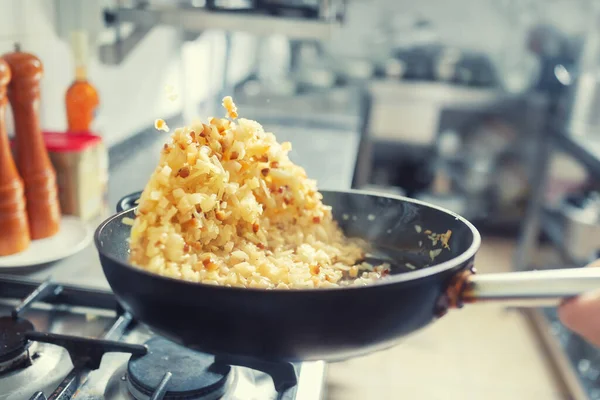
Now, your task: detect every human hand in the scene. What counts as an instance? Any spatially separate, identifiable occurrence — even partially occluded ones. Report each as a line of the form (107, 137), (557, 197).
(558, 259), (600, 347)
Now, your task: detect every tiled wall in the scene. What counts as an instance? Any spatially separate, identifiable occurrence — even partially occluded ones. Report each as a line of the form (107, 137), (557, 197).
(0, 0), (257, 146)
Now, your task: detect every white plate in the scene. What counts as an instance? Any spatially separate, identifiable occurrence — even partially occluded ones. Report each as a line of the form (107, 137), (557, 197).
(0, 216), (92, 268)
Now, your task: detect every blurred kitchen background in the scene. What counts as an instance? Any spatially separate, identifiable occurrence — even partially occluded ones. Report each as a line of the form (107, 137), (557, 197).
(4, 0), (600, 398)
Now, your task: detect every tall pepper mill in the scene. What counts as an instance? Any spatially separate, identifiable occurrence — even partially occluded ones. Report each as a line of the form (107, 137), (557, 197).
(3, 45), (61, 239)
(0, 58), (30, 255)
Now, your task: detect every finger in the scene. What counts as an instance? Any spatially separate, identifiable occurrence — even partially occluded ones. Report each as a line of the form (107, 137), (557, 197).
(558, 289), (600, 347)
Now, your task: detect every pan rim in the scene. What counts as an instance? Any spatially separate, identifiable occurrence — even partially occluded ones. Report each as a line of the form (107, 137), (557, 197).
(94, 188), (481, 293)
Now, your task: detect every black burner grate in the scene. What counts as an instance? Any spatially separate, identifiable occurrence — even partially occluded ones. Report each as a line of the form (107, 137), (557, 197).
(0, 316), (34, 364)
(128, 337), (231, 400)
(0, 276), (302, 400)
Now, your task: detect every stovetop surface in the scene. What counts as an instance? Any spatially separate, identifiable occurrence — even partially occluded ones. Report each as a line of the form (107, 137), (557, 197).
(0, 284), (325, 400)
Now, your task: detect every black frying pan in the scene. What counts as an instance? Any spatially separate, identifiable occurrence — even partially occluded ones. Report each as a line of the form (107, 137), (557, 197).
(95, 189), (600, 362)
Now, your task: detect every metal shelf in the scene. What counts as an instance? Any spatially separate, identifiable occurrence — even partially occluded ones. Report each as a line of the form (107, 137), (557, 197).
(526, 308), (600, 400)
(515, 119), (600, 400)
(554, 131), (600, 180)
(540, 209), (584, 267)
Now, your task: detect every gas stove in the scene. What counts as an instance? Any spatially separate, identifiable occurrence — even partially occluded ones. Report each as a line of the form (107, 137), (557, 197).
(0, 276), (326, 400)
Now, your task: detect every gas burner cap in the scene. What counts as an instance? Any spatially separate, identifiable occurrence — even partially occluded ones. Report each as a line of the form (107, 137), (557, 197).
(0, 316), (34, 366)
(127, 337), (231, 400)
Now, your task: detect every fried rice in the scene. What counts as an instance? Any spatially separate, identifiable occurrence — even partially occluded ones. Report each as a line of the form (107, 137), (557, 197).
(127, 97), (389, 289)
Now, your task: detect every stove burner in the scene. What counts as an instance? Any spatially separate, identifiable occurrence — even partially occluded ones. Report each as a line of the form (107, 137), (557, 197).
(0, 316), (34, 373)
(127, 337), (231, 400)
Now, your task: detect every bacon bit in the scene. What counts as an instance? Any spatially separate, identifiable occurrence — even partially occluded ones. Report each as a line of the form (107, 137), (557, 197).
(258, 155), (269, 163)
(215, 211), (226, 221)
(277, 187), (284, 194)
(205, 261), (218, 271)
(163, 143), (169, 150)
(283, 198), (292, 205)
(181, 219), (195, 230)
(312, 216), (321, 223)
(310, 265), (321, 275)
(183, 243), (190, 252)
(177, 167), (190, 178)
(270, 161), (279, 168)
(178, 143), (186, 150)
(381, 269), (390, 277)
(230, 151), (239, 160)
(261, 168), (269, 177)
(257, 243), (265, 250)
(252, 223), (259, 233)
(154, 241), (161, 247)
(190, 131), (196, 140)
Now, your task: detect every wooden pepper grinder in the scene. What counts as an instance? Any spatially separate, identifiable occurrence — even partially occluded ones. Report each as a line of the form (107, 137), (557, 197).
(0, 58), (30, 255)
(3, 45), (60, 239)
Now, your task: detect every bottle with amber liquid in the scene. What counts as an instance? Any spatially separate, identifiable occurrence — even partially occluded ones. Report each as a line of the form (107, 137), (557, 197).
(0, 58), (30, 255)
(3, 45), (61, 240)
(66, 31), (99, 133)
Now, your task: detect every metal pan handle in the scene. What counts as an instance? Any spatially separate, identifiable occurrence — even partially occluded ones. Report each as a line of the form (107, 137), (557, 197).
(116, 191), (143, 213)
(460, 268), (600, 307)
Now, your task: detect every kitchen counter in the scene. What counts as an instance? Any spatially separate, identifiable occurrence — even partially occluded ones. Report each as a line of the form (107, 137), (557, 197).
(326, 238), (568, 400)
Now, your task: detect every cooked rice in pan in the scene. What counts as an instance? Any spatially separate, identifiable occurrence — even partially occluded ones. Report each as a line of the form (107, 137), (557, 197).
(127, 97), (389, 289)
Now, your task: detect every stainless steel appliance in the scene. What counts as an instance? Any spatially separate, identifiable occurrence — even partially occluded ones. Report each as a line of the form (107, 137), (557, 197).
(0, 276), (326, 400)
(356, 79), (547, 230)
(97, 0), (345, 65)
(545, 190), (600, 265)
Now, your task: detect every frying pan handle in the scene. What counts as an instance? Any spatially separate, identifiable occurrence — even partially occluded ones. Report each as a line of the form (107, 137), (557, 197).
(116, 191), (143, 213)
(459, 268), (600, 307)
